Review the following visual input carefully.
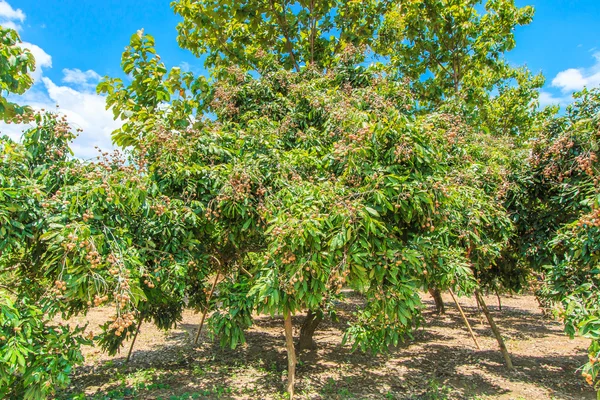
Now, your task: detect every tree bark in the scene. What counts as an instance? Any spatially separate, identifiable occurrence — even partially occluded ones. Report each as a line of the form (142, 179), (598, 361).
(429, 287), (446, 314)
(495, 289), (502, 311)
(284, 314), (297, 398)
(296, 310), (322, 352)
(475, 290), (514, 370)
(194, 270), (221, 345)
(126, 315), (143, 363)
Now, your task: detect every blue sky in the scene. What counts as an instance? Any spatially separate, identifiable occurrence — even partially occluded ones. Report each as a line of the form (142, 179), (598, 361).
(1, 0), (600, 157)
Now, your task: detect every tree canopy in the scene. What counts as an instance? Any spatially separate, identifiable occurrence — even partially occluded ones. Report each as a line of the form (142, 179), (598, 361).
(1, 0), (600, 397)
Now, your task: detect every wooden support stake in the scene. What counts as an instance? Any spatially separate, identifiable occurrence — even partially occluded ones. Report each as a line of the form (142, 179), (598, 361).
(448, 288), (480, 350)
(194, 270), (221, 345)
(475, 290), (514, 370)
(284, 313), (297, 399)
(126, 315), (144, 363)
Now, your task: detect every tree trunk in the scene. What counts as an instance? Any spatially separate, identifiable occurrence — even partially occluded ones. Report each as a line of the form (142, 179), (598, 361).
(475, 290), (514, 370)
(429, 287), (446, 314)
(194, 270), (221, 345)
(296, 310), (322, 352)
(284, 314), (297, 399)
(495, 289), (502, 311)
(126, 315), (143, 363)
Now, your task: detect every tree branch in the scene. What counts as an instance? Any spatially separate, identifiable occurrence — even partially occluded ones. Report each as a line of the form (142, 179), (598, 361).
(269, 0), (301, 71)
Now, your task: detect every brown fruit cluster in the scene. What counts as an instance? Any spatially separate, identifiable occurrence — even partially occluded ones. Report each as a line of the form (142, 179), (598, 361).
(51, 280), (67, 295)
(212, 83), (240, 117)
(281, 252), (296, 265)
(151, 203), (168, 216)
(394, 142), (414, 161)
(575, 152), (598, 176)
(143, 275), (156, 288)
(577, 208), (600, 229)
(82, 210), (94, 222)
(115, 292), (130, 308)
(93, 294), (109, 307)
(63, 232), (79, 252)
(85, 247), (102, 269)
(109, 312), (136, 336)
(582, 371), (595, 386)
(327, 269), (349, 294)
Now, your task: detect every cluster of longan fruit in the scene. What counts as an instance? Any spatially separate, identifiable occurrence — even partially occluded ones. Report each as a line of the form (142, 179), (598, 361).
(582, 371), (595, 386)
(575, 152), (597, 176)
(225, 65), (245, 83)
(108, 265), (121, 276)
(346, 126), (370, 144)
(421, 217), (435, 232)
(51, 280), (67, 295)
(115, 292), (131, 308)
(10, 112), (34, 124)
(577, 208), (600, 229)
(271, 226), (285, 236)
(82, 210), (94, 222)
(63, 232), (79, 252)
(328, 270), (348, 294)
(281, 252), (296, 265)
(106, 253), (118, 266)
(332, 137), (353, 157)
(547, 135), (574, 157)
(151, 203), (168, 216)
(143, 275), (157, 288)
(91, 294), (109, 307)
(394, 142), (414, 161)
(289, 272), (305, 286)
(204, 207), (221, 221)
(211, 84), (239, 117)
(85, 247), (102, 269)
(109, 312), (136, 336)
(229, 173), (253, 201)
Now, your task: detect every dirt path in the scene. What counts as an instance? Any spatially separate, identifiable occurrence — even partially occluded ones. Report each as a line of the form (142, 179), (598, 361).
(57, 293), (596, 399)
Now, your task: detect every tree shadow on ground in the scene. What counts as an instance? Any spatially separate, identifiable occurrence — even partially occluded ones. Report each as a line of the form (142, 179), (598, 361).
(59, 293), (595, 399)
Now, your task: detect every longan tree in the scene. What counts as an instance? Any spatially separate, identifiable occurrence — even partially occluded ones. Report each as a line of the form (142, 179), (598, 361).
(0, 26), (34, 121)
(508, 88), (600, 393)
(0, 27), (214, 396)
(99, 24), (526, 395)
(0, 109), (216, 398)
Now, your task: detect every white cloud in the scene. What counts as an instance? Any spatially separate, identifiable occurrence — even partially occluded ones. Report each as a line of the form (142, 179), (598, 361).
(62, 68), (101, 88)
(0, 0), (25, 31)
(538, 91), (573, 108)
(552, 53), (600, 93)
(0, 78), (120, 159)
(180, 61), (191, 72)
(43, 77), (120, 159)
(0, 1), (120, 159)
(20, 41), (52, 82)
(1, 20), (20, 31)
(0, 0), (24, 21)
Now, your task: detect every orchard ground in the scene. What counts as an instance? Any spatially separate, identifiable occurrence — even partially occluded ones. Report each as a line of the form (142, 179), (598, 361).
(56, 292), (595, 400)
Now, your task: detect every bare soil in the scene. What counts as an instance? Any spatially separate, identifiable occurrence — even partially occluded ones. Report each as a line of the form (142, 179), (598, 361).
(56, 292), (596, 399)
